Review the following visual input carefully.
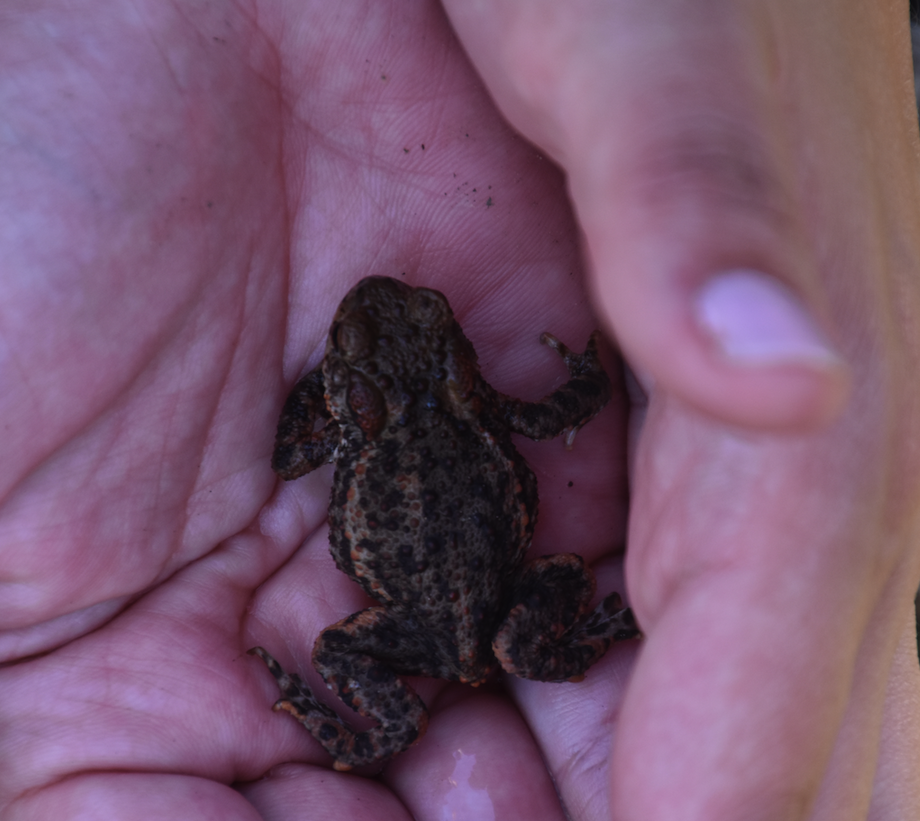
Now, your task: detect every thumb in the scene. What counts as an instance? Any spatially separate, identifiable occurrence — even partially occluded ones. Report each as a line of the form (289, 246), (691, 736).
(444, 0), (850, 429)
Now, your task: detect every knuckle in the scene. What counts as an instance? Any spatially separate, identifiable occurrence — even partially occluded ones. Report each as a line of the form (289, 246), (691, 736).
(626, 113), (791, 224)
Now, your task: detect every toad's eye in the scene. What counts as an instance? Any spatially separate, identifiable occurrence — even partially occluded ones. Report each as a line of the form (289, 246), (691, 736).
(347, 372), (387, 439)
(332, 317), (373, 360)
(408, 288), (450, 326)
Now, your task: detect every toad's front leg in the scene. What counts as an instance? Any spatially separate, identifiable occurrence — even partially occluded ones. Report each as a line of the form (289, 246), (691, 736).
(272, 368), (340, 479)
(499, 331), (612, 446)
(250, 607), (434, 771)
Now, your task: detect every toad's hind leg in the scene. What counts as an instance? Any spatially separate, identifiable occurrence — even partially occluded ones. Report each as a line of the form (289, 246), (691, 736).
(250, 607), (434, 771)
(493, 554), (640, 682)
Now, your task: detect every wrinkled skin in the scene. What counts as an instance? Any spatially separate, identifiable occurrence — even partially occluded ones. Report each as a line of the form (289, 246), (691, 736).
(1, 2), (919, 821)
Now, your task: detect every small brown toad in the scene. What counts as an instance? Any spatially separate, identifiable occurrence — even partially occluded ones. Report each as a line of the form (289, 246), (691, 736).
(251, 275), (638, 771)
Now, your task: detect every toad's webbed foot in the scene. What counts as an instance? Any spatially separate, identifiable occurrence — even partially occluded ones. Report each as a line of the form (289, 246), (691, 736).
(249, 646), (340, 724)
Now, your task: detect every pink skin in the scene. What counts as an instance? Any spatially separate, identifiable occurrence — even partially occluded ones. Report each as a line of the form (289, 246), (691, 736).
(0, 3), (918, 821)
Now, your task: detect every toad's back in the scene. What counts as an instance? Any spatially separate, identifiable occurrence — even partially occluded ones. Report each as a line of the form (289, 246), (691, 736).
(327, 398), (537, 680)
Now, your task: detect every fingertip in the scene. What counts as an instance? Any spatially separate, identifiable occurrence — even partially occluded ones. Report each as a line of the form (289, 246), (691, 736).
(692, 269), (850, 430)
(593, 266), (850, 432)
(677, 353), (851, 433)
(694, 271), (842, 372)
(691, 269), (851, 428)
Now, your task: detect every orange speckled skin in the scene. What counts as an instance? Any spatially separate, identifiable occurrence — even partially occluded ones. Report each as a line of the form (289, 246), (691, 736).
(251, 276), (638, 771)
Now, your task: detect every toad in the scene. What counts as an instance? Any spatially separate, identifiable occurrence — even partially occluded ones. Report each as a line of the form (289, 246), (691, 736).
(251, 275), (638, 771)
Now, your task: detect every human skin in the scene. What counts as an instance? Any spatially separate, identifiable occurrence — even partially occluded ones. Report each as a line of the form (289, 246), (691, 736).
(443, 1), (920, 819)
(0, 2), (918, 821)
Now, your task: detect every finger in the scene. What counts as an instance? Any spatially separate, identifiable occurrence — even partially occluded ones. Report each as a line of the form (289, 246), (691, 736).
(864, 609), (920, 819)
(793, 570), (920, 820)
(9, 774), (261, 821)
(504, 637), (642, 820)
(242, 763), (411, 821)
(440, 0), (920, 430)
(0, 528), (297, 805)
(612, 393), (915, 821)
(386, 691), (570, 821)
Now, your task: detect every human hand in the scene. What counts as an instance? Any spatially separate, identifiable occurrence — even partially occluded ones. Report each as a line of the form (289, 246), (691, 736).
(0, 2), (634, 819)
(444, 1), (920, 819)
